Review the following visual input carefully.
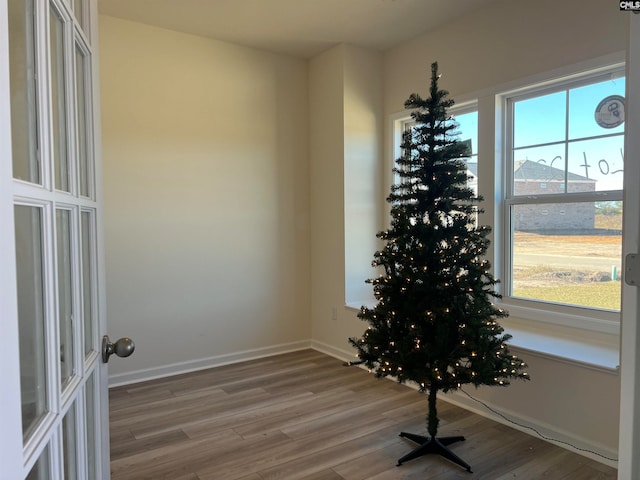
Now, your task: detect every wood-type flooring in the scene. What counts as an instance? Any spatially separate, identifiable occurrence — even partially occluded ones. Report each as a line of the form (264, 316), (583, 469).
(109, 349), (617, 479)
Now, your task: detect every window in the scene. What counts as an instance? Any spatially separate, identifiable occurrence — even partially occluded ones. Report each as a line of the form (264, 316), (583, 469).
(380, 59), (625, 360)
(504, 68), (625, 318)
(454, 108), (479, 194)
(397, 105), (478, 192)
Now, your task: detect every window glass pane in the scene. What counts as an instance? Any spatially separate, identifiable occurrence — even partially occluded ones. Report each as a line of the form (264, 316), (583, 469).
(75, 43), (90, 197)
(81, 211), (95, 356)
(569, 77), (626, 139)
(51, 5), (70, 192)
(508, 70), (625, 316)
(9, 0), (40, 183)
(510, 202), (622, 311)
(567, 136), (624, 192)
(85, 373), (97, 478)
(513, 146), (566, 196)
(57, 209), (75, 389)
(513, 91), (566, 148)
(63, 403), (78, 480)
(455, 111), (478, 195)
(455, 111), (478, 156)
(26, 444), (50, 480)
(14, 205), (48, 441)
(402, 111), (479, 194)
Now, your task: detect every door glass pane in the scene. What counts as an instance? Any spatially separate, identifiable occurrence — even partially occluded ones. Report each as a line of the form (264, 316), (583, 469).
(14, 205), (48, 441)
(50, 4), (70, 192)
(81, 211), (94, 356)
(75, 44), (90, 197)
(57, 209), (75, 388)
(63, 403), (78, 480)
(26, 444), (50, 480)
(85, 373), (97, 478)
(8, 0), (40, 183)
(73, 0), (87, 34)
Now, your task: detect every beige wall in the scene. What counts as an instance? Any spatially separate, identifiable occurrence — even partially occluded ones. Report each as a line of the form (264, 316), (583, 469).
(100, 16), (310, 378)
(308, 44), (383, 351)
(308, 46), (346, 346)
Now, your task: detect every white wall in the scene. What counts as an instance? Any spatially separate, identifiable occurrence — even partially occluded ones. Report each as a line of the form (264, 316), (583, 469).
(308, 46), (347, 347)
(310, 0), (626, 462)
(343, 47), (383, 306)
(309, 44), (383, 353)
(99, 16), (311, 381)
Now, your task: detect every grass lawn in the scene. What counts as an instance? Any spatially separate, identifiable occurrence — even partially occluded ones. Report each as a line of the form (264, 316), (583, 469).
(512, 218), (622, 310)
(513, 281), (621, 311)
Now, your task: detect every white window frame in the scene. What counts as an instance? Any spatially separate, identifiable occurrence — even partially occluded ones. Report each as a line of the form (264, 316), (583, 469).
(391, 101), (478, 186)
(498, 63), (625, 335)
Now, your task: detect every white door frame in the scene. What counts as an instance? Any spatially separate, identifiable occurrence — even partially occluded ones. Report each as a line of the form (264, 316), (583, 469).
(89, 0), (111, 475)
(0, 0), (26, 475)
(618, 12), (640, 480)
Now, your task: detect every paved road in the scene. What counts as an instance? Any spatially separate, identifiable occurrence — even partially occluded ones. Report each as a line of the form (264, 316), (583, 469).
(514, 253), (621, 271)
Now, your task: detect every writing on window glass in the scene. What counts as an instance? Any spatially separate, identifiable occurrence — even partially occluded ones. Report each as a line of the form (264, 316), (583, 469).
(535, 150), (624, 180)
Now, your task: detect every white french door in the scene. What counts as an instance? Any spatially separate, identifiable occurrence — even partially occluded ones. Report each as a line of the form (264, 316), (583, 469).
(0, 0), (111, 478)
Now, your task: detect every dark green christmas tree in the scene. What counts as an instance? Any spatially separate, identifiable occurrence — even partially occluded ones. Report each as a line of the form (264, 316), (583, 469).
(349, 63), (529, 472)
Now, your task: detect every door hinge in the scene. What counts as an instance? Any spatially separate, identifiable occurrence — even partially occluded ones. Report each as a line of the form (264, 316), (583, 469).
(625, 254), (640, 286)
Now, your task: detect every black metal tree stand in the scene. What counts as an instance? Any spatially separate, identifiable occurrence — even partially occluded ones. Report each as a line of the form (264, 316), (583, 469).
(397, 431), (472, 472)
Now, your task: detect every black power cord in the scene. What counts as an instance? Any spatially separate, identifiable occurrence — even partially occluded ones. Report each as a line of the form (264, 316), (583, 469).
(458, 387), (618, 463)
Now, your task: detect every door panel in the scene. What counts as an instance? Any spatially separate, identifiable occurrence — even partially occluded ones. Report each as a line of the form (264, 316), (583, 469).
(15, 203), (48, 442)
(62, 402), (78, 480)
(26, 445), (51, 480)
(56, 207), (75, 390)
(84, 372), (98, 478)
(2, 0), (109, 478)
(50, 2), (70, 193)
(75, 41), (91, 198)
(8, 0), (40, 184)
(80, 209), (95, 357)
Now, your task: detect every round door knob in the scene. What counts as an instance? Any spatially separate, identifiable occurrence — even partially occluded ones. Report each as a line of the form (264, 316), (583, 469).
(102, 335), (135, 363)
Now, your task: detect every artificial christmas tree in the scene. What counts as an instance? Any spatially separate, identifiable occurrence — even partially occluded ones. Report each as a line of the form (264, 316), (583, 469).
(349, 63), (529, 472)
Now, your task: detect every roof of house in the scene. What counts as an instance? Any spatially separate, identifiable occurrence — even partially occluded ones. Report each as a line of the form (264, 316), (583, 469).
(467, 162), (478, 178)
(513, 159), (596, 183)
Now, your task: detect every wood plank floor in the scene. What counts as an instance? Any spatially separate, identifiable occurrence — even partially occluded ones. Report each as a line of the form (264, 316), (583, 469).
(109, 349), (617, 480)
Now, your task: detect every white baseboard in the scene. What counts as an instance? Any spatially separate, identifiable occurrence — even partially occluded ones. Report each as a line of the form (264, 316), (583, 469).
(309, 339), (357, 363)
(107, 340), (312, 387)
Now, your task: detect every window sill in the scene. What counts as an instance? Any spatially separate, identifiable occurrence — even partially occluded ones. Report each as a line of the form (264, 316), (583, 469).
(497, 316), (619, 373)
(346, 302), (620, 373)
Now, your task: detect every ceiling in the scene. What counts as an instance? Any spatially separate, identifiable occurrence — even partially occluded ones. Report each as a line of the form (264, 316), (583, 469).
(97, 0), (499, 59)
